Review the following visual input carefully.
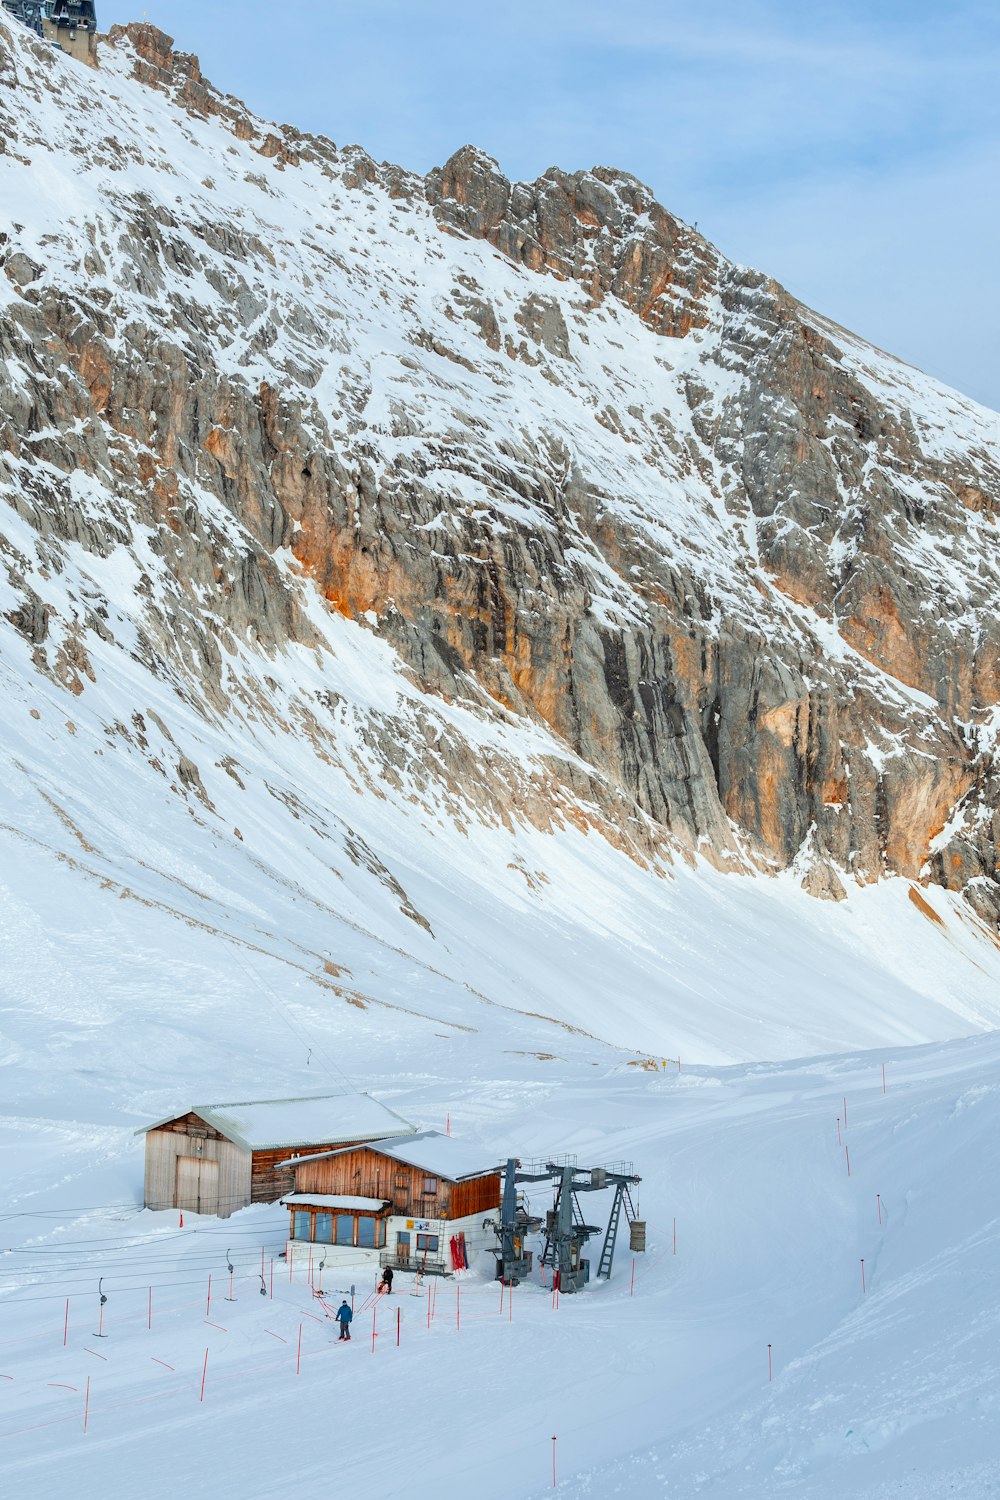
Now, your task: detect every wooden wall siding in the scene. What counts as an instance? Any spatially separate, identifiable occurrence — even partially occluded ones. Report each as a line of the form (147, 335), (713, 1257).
(161, 1111), (225, 1140)
(253, 1137), (390, 1203)
(143, 1129), (250, 1217)
(144, 1117), (404, 1212)
(449, 1173), (501, 1220)
(289, 1149), (500, 1220)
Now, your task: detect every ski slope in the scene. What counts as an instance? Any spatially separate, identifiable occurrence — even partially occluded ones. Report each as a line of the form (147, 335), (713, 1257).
(2, 1033), (1000, 1497)
(1, 14), (1000, 1495)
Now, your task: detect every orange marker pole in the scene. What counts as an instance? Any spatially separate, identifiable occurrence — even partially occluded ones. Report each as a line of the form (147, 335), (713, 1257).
(63, 1297), (69, 1347)
(83, 1375), (90, 1433)
(199, 1348), (208, 1402)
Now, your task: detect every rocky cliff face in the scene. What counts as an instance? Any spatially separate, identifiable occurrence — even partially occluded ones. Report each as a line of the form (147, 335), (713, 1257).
(2, 18), (999, 923)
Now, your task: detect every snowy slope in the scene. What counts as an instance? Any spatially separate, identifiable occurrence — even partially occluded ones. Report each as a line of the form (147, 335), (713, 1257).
(3, 1034), (1000, 1498)
(1, 14), (1000, 1496)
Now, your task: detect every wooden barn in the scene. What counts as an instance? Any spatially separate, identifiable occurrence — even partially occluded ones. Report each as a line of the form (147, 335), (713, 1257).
(279, 1131), (502, 1274)
(137, 1092), (417, 1219)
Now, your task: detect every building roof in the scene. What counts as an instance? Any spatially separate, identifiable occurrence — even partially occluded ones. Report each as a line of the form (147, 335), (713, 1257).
(277, 1130), (501, 1183)
(135, 1092), (416, 1152)
(282, 1194), (390, 1211)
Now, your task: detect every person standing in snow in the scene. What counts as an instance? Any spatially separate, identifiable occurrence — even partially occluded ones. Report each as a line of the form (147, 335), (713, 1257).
(380, 1266), (393, 1294)
(336, 1300), (353, 1340)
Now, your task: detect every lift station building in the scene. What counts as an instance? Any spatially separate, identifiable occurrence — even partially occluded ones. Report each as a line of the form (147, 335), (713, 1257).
(138, 1092), (417, 1219)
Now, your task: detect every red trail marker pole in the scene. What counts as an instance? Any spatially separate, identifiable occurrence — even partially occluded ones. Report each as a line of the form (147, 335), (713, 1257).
(83, 1375), (90, 1434)
(206, 1274), (212, 1318)
(877, 1193), (882, 1225)
(768, 1344), (773, 1382)
(837, 1116), (841, 1146)
(552, 1435), (557, 1488)
(860, 1259), (866, 1295)
(499, 1278), (505, 1315)
(845, 1146), (851, 1177)
(882, 1063), (887, 1095)
(199, 1348), (208, 1402)
(426, 1287), (431, 1329)
(63, 1297), (69, 1347)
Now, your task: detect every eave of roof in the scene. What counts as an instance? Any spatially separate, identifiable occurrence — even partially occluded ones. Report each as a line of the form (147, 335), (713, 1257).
(275, 1132), (501, 1182)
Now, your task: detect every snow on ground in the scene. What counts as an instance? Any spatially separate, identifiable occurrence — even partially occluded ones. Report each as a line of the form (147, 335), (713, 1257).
(1, 17), (1000, 1497)
(2, 1033), (1000, 1497)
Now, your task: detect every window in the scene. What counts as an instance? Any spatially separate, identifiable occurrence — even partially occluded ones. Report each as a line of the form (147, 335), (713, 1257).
(292, 1211), (312, 1241)
(335, 1214), (354, 1246)
(422, 1177), (438, 1195)
(314, 1213), (333, 1244)
(416, 1233), (439, 1253)
(357, 1215), (376, 1249)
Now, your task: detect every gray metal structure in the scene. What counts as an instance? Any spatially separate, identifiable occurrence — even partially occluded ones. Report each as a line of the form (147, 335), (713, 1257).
(2, 1), (97, 42)
(489, 1156), (642, 1293)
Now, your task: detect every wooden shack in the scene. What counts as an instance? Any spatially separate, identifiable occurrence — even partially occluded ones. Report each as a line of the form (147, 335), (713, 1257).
(279, 1130), (502, 1273)
(137, 1092), (416, 1219)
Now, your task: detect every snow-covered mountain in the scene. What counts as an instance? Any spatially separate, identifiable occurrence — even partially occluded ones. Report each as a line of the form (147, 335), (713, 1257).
(3, 18), (1000, 1496)
(2, 16), (1000, 1089)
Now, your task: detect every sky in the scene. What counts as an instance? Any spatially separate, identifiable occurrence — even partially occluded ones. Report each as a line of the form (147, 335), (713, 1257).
(100, 0), (1000, 411)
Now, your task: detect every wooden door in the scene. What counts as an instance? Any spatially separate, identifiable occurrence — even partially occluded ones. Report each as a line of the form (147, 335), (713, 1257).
(176, 1155), (219, 1214)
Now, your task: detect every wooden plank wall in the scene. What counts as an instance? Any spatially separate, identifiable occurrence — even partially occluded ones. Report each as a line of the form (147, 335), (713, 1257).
(290, 1148), (500, 1219)
(143, 1124), (250, 1218)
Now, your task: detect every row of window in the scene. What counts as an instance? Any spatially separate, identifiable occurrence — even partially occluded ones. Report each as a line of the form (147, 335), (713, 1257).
(289, 1210), (440, 1255)
(292, 1210), (385, 1248)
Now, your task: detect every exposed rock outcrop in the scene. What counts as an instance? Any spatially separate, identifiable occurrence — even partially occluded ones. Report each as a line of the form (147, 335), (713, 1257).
(2, 17), (999, 920)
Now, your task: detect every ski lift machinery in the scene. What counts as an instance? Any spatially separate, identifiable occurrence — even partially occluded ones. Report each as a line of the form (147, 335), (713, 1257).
(486, 1157), (643, 1293)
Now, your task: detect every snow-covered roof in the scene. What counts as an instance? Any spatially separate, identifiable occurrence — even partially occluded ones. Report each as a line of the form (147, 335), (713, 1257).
(280, 1130), (502, 1183)
(283, 1194), (390, 1211)
(136, 1093), (416, 1152)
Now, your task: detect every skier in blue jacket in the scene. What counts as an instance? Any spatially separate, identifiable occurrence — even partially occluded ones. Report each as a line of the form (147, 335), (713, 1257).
(336, 1301), (353, 1340)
